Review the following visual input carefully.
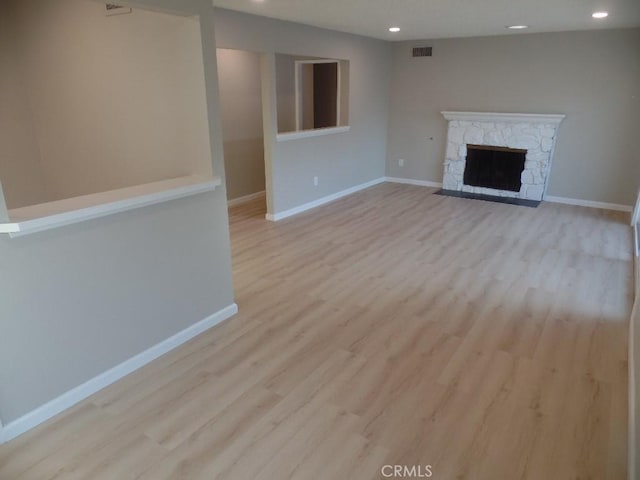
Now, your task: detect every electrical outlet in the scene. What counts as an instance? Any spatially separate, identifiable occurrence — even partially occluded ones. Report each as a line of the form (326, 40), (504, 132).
(313, 176), (319, 186)
(398, 158), (405, 167)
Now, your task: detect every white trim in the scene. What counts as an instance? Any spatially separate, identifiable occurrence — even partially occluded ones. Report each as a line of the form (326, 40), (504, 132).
(0, 175), (221, 238)
(384, 178), (633, 213)
(385, 177), (443, 188)
(0, 303), (238, 444)
(227, 191), (266, 207)
(441, 111), (566, 125)
(632, 189), (640, 227)
(631, 297), (637, 480)
(631, 191), (640, 480)
(294, 61), (301, 131)
(276, 126), (350, 142)
(337, 63), (342, 130)
(544, 195), (632, 212)
(266, 178), (385, 221)
(0, 178), (10, 223)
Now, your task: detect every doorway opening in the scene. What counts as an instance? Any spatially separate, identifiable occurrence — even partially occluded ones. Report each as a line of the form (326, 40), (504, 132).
(216, 48), (267, 216)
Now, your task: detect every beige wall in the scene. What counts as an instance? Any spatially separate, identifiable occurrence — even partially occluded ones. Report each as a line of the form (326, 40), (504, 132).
(0, 0), (234, 426)
(275, 53), (297, 133)
(0, 7), (50, 209)
(215, 8), (392, 215)
(5, 0), (212, 202)
(217, 48), (265, 200)
(386, 28), (640, 206)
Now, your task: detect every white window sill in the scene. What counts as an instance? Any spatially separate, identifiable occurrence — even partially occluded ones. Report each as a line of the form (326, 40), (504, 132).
(276, 126), (351, 142)
(0, 175), (221, 238)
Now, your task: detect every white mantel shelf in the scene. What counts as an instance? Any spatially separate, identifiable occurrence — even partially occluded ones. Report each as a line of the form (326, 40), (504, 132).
(0, 175), (221, 238)
(441, 111), (566, 125)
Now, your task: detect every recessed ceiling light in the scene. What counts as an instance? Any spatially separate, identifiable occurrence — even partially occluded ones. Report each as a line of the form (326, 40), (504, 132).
(507, 25), (529, 30)
(592, 11), (608, 18)
(389, 27), (401, 33)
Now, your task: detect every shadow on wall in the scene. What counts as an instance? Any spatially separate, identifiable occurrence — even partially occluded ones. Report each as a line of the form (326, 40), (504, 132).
(217, 48), (266, 201)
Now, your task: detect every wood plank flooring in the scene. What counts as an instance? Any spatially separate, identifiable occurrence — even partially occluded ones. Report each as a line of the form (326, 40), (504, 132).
(0, 183), (633, 479)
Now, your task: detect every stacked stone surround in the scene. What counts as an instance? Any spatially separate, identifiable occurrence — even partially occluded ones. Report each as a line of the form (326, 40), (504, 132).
(441, 112), (565, 201)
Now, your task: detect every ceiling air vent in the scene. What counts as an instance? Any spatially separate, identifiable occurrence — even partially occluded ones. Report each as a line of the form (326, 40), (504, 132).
(412, 46), (433, 57)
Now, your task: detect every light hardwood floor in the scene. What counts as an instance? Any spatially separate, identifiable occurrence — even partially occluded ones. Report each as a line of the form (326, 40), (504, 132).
(0, 183), (633, 479)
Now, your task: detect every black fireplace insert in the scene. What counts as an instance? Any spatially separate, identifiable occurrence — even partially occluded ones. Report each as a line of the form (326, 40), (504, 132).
(463, 144), (527, 192)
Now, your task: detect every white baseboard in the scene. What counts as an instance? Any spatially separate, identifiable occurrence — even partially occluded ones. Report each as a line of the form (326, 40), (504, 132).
(266, 178), (385, 221)
(544, 195), (632, 212)
(630, 296), (638, 480)
(384, 178), (633, 213)
(263, 177), (633, 221)
(227, 191), (266, 207)
(630, 223), (639, 480)
(0, 303), (238, 445)
(385, 177), (443, 188)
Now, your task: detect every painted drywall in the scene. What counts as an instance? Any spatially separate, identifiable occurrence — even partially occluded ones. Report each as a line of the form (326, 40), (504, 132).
(217, 48), (265, 200)
(0, 193), (233, 423)
(0, 6), (50, 209)
(0, 0), (234, 426)
(275, 53), (297, 133)
(386, 28), (640, 206)
(214, 8), (392, 215)
(6, 0), (212, 202)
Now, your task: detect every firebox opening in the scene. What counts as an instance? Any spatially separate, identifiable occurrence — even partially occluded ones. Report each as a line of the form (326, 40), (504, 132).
(463, 144), (527, 192)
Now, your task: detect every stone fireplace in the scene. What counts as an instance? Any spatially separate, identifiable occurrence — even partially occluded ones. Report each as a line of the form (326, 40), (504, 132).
(441, 112), (565, 201)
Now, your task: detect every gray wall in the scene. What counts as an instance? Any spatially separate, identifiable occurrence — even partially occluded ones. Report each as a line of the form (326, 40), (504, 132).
(386, 29), (640, 205)
(0, 193), (234, 422)
(0, 0), (234, 425)
(217, 48), (266, 200)
(214, 8), (393, 214)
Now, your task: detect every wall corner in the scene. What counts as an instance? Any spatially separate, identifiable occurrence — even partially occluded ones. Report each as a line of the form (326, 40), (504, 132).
(0, 179), (10, 223)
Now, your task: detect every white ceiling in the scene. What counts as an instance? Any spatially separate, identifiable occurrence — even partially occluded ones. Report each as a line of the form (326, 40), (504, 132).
(213, 0), (640, 41)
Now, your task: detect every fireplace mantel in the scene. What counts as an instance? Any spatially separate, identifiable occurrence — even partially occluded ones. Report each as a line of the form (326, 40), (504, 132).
(441, 111), (566, 125)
